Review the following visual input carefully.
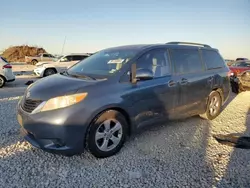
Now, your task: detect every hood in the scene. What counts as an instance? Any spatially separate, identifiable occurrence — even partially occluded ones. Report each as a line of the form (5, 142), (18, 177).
(27, 74), (99, 100)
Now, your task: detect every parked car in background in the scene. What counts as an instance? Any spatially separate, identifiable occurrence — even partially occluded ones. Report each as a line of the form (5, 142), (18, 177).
(229, 60), (250, 75)
(229, 60), (250, 93)
(17, 42), (230, 158)
(0, 56), (15, 88)
(33, 53), (91, 77)
(25, 53), (56, 65)
(236, 57), (248, 61)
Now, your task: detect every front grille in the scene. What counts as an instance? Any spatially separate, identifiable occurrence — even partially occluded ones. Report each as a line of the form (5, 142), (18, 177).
(22, 99), (42, 113)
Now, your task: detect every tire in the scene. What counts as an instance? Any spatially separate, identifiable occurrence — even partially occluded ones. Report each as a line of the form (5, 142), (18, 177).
(199, 91), (222, 120)
(0, 76), (5, 88)
(44, 68), (56, 77)
(31, 60), (38, 65)
(86, 110), (128, 158)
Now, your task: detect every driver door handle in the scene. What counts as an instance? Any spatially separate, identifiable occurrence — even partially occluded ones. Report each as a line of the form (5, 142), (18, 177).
(168, 80), (176, 87)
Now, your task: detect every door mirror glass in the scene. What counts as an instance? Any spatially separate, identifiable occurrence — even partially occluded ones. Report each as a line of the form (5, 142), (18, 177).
(136, 68), (154, 81)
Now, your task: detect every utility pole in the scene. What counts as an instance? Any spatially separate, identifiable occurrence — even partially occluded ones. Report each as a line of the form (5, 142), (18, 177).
(61, 36), (67, 55)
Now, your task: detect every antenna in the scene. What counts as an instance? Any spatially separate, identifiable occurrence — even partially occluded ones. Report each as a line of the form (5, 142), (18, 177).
(61, 36), (67, 55)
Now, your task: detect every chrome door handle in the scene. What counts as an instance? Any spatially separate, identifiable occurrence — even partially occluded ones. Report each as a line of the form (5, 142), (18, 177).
(180, 78), (189, 85)
(168, 80), (176, 87)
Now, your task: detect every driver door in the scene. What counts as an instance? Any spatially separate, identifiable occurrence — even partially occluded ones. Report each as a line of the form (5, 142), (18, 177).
(127, 48), (178, 129)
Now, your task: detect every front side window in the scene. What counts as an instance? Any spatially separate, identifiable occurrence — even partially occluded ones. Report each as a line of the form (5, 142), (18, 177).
(201, 50), (225, 70)
(72, 55), (88, 61)
(43, 54), (49, 57)
(67, 49), (138, 77)
(170, 49), (203, 74)
(60, 56), (72, 62)
(136, 49), (171, 78)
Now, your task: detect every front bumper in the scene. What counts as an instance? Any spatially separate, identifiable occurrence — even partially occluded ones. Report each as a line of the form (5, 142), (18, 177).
(17, 99), (91, 156)
(34, 67), (45, 77)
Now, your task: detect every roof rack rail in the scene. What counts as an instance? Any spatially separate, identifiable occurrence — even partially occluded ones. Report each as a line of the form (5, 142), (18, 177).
(166, 41), (211, 48)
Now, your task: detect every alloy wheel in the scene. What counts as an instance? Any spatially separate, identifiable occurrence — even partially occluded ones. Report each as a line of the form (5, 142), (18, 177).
(95, 119), (123, 152)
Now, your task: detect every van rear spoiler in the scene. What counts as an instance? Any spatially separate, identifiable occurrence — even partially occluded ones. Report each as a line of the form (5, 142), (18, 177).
(166, 41), (211, 48)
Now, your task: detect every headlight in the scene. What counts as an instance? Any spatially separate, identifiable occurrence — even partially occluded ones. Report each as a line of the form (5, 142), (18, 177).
(40, 93), (88, 112)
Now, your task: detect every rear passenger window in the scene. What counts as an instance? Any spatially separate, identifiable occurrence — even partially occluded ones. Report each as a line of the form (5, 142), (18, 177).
(201, 50), (225, 70)
(170, 49), (203, 74)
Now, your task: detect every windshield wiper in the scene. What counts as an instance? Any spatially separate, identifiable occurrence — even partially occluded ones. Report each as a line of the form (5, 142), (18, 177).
(60, 70), (69, 76)
(70, 73), (96, 80)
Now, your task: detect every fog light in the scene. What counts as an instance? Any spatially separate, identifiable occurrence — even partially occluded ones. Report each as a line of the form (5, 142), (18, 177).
(53, 139), (65, 147)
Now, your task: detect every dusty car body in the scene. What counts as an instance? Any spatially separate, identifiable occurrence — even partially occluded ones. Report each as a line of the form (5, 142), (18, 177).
(25, 53), (56, 65)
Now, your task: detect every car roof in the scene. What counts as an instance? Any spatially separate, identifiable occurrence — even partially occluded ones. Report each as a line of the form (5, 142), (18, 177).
(64, 53), (91, 56)
(103, 42), (216, 52)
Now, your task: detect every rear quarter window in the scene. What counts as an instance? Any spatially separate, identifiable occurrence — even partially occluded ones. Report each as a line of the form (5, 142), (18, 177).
(201, 50), (225, 70)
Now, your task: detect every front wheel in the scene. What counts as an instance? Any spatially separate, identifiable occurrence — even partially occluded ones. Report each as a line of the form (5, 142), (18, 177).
(200, 91), (222, 120)
(86, 110), (128, 158)
(31, 60), (38, 65)
(44, 68), (56, 77)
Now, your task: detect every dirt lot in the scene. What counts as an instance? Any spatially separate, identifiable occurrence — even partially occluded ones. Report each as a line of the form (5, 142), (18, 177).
(0, 71), (249, 187)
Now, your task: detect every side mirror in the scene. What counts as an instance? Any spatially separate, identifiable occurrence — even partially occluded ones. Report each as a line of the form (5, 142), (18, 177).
(135, 68), (154, 81)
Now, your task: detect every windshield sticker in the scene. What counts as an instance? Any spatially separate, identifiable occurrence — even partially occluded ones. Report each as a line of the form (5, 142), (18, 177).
(108, 59), (124, 64)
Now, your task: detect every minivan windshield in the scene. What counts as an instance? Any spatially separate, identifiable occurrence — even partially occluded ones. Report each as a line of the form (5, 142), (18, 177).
(67, 48), (137, 77)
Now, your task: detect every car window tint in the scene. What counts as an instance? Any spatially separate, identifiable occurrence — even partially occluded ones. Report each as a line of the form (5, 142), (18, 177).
(170, 49), (203, 74)
(201, 50), (225, 70)
(136, 49), (171, 78)
(43, 54), (49, 57)
(72, 55), (88, 61)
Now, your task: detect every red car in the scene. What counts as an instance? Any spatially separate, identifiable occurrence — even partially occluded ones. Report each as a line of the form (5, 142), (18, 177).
(229, 60), (250, 76)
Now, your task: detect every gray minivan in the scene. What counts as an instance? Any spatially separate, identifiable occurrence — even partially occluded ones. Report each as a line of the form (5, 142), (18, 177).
(17, 42), (230, 158)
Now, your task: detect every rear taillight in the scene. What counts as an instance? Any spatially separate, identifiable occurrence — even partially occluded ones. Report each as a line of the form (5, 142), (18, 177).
(3, 64), (12, 69)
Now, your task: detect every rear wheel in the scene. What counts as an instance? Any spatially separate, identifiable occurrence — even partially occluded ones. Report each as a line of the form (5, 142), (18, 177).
(0, 76), (5, 88)
(44, 68), (56, 77)
(200, 91), (222, 120)
(86, 110), (128, 158)
(31, 60), (38, 65)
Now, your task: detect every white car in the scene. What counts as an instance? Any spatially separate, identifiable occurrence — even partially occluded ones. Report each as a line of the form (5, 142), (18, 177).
(0, 56), (15, 88)
(33, 54), (90, 77)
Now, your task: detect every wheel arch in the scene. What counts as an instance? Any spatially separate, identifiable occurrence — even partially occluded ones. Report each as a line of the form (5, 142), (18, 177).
(84, 106), (132, 148)
(0, 74), (7, 81)
(43, 67), (57, 77)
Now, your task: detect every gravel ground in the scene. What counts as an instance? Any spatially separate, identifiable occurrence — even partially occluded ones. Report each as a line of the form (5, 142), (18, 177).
(0, 89), (250, 187)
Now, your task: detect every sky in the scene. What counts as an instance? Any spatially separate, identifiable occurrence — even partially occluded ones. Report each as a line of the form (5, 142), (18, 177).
(1, 0), (249, 59)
